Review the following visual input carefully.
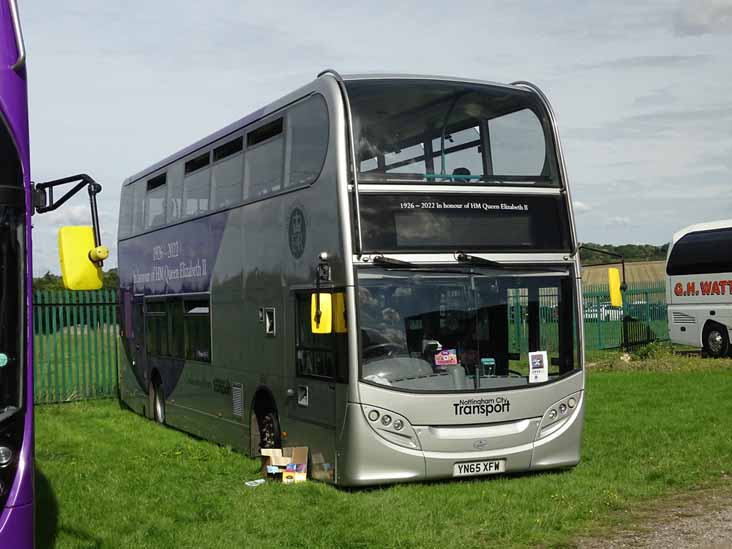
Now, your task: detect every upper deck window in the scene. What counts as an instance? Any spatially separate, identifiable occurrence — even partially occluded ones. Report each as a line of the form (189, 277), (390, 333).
(183, 152), (211, 217)
(131, 181), (146, 234)
(212, 136), (244, 209)
(245, 118), (285, 198)
(287, 95), (329, 188)
(346, 79), (559, 187)
(145, 174), (167, 229)
(166, 162), (184, 223)
(118, 184), (134, 239)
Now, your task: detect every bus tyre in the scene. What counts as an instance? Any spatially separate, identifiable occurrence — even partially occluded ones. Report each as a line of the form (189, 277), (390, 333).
(149, 381), (165, 424)
(702, 324), (729, 358)
(251, 410), (281, 456)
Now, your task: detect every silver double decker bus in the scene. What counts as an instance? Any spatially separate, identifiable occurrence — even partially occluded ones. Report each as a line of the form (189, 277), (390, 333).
(117, 71), (584, 485)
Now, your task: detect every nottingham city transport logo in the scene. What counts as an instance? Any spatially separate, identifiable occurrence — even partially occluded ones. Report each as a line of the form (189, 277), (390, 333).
(453, 397), (510, 417)
(288, 207), (307, 259)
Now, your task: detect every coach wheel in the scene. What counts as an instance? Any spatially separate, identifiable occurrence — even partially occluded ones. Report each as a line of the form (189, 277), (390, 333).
(251, 409), (281, 456)
(702, 324), (729, 358)
(149, 381), (165, 424)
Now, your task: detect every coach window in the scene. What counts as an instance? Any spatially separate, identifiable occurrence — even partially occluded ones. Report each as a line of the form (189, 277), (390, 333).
(212, 136), (244, 209)
(166, 162), (184, 223)
(145, 300), (169, 357)
(184, 299), (211, 362)
(183, 152), (211, 217)
(667, 229), (732, 276)
(287, 95), (329, 188)
(145, 174), (167, 229)
(244, 118), (284, 199)
(118, 184), (134, 238)
(131, 180), (147, 235)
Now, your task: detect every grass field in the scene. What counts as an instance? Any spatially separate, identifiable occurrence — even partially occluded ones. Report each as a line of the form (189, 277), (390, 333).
(36, 355), (732, 548)
(581, 260), (665, 285)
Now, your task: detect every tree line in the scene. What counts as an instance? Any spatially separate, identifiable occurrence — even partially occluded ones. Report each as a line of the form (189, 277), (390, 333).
(33, 269), (119, 291)
(31, 243), (669, 289)
(579, 243), (668, 266)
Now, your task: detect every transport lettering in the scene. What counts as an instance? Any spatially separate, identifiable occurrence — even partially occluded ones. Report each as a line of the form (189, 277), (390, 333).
(453, 397), (510, 416)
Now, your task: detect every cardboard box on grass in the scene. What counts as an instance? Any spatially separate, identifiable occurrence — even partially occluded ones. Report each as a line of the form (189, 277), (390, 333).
(261, 447), (308, 483)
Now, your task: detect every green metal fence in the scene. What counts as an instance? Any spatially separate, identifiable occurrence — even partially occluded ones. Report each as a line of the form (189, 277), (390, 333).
(582, 282), (668, 350)
(30, 283), (667, 403)
(33, 290), (118, 404)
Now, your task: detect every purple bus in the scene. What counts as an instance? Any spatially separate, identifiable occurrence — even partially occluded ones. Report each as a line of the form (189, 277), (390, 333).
(0, 0), (33, 546)
(0, 3), (108, 546)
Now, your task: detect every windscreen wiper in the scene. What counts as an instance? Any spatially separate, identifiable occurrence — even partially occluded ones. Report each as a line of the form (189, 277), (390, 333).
(454, 252), (568, 273)
(455, 252), (502, 267)
(372, 255), (416, 268)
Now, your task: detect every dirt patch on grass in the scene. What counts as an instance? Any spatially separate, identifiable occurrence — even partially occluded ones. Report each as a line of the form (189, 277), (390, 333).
(577, 482), (732, 548)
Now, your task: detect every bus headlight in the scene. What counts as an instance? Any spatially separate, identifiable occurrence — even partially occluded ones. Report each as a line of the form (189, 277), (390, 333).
(0, 447), (12, 467)
(362, 405), (421, 450)
(537, 392), (582, 440)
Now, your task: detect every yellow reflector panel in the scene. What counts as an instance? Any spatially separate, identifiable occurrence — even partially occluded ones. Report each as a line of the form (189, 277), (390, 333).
(58, 226), (103, 290)
(334, 292), (347, 333)
(311, 293), (333, 334)
(608, 268), (623, 307)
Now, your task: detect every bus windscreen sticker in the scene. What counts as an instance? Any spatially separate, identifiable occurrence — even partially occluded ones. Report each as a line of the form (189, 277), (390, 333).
(434, 349), (458, 367)
(528, 351), (549, 383)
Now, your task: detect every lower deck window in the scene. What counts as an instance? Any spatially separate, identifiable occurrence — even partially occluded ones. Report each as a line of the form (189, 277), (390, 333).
(184, 300), (211, 362)
(143, 296), (210, 362)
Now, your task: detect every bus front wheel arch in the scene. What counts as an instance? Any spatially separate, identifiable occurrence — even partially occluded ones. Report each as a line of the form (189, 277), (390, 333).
(702, 322), (730, 358)
(250, 392), (282, 457)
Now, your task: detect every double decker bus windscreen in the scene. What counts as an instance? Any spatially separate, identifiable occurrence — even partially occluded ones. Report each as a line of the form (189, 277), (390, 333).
(346, 79), (560, 187)
(358, 267), (578, 392)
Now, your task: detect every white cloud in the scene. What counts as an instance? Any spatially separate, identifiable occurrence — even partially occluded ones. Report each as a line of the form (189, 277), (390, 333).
(21, 1), (732, 273)
(675, 0), (732, 35)
(44, 205), (93, 227)
(606, 216), (633, 227)
(573, 201), (592, 214)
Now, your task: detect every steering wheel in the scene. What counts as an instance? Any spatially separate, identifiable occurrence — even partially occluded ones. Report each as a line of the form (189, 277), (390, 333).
(362, 342), (405, 361)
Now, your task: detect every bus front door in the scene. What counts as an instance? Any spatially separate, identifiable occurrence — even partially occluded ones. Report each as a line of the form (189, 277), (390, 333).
(286, 291), (340, 482)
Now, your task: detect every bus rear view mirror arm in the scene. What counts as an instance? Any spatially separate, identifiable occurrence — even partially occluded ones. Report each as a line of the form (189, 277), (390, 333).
(31, 173), (108, 266)
(32, 174), (108, 291)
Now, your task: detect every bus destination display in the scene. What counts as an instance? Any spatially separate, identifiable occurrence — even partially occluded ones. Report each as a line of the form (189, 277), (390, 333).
(359, 194), (571, 252)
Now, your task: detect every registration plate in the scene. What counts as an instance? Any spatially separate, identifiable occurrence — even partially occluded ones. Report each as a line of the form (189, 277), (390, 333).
(453, 459), (506, 477)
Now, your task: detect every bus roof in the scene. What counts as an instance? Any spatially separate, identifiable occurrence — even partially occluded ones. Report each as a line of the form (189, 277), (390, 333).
(123, 72), (534, 186)
(672, 219), (732, 245)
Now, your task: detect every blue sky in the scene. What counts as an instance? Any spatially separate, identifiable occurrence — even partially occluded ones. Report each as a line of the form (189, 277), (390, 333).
(22, 0), (732, 274)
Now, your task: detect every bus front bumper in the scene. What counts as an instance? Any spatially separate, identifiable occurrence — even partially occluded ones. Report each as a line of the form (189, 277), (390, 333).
(336, 400), (583, 486)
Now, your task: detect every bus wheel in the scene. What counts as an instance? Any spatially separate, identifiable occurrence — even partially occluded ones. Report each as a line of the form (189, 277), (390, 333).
(703, 324), (729, 358)
(149, 381), (166, 424)
(252, 410), (281, 455)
